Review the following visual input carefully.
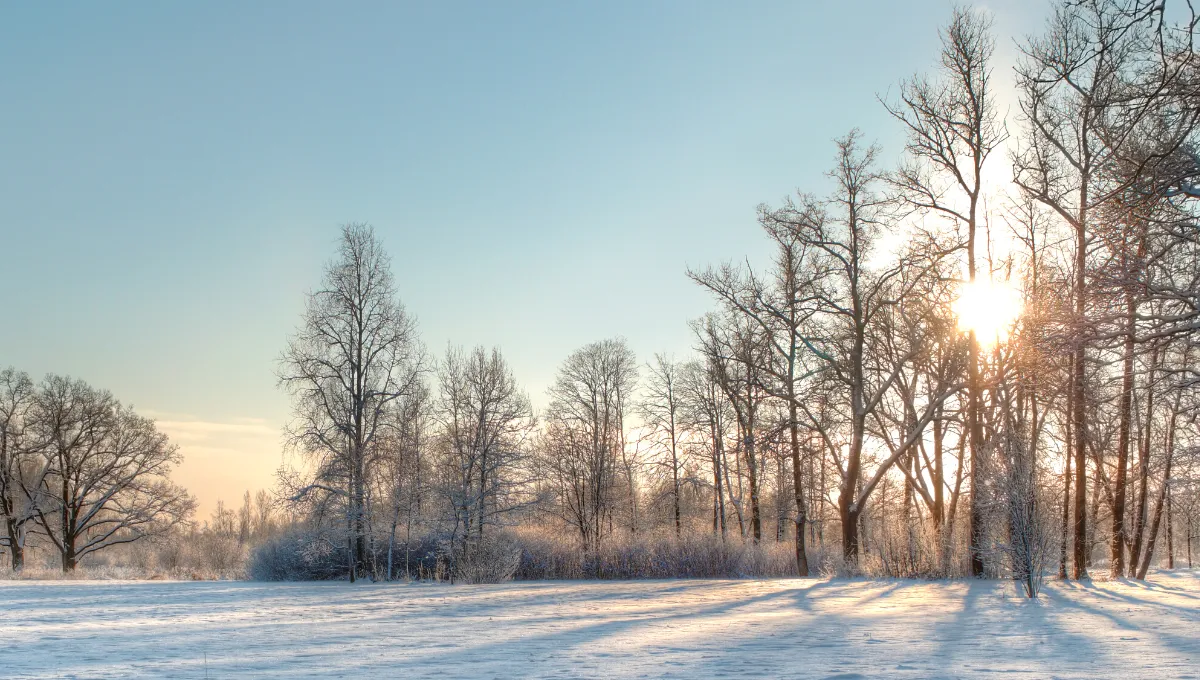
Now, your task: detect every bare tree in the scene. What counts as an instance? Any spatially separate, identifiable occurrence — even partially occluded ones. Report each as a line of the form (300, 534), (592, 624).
(253, 489), (276, 539)
(680, 359), (732, 537)
(436, 345), (534, 559)
(0, 368), (39, 570)
(999, 416), (1053, 598)
(885, 6), (1005, 577)
(378, 381), (430, 580)
(541, 339), (637, 553)
(1134, 344), (1192, 579)
(279, 223), (428, 581)
(693, 313), (769, 542)
(865, 259), (968, 573)
(689, 207), (826, 572)
(756, 131), (958, 565)
(640, 354), (686, 535)
(29, 375), (194, 572)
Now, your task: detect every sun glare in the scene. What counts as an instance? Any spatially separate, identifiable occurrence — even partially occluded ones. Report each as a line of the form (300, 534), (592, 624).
(953, 278), (1021, 347)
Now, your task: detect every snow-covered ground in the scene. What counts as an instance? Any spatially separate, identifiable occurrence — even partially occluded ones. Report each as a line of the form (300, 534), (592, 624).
(2, 571), (1198, 679)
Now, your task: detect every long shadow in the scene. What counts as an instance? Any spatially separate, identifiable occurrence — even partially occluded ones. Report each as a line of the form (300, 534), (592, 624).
(0, 581), (430, 675)
(930, 578), (1111, 677)
(1049, 580), (1200, 660)
(389, 579), (831, 669)
(1056, 579), (1200, 620)
(1109, 574), (1200, 602)
(22, 575), (1197, 678)
(387, 578), (934, 678)
(9, 578), (1090, 679)
(2, 579), (827, 678)
(929, 580), (978, 666)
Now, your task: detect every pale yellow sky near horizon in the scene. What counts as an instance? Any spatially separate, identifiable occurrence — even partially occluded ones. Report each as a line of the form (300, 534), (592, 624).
(148, 412), (287, 521)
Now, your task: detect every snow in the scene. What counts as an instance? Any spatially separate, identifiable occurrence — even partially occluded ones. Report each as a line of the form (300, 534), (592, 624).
(2, 571), (1199, 679)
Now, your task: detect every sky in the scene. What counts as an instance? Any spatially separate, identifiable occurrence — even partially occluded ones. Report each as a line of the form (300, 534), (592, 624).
(0, 1), (1047, 520)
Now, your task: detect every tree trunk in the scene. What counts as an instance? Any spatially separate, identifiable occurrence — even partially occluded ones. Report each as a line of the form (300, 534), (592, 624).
(741, 371), (763, 543)
(1135, 467), (1170, 580)
(62, 487), (77, 572)
(671, 428), (681, 536)
(1071, 193), (1089, 580)
(712, 442), (720, 534)
(1059, 358), (1074, 579)
(968, 330), (985, 578)
(1186, 514), (1193, 568)
(788, 400), (809, 576)
(730, 434), (745, 537)
(62, 536), (76, 573)
(1110, 297), (1136, 577)
(841, 466), (861, 564)
(1165, 486), (1174, 570)
(1136, 389), (1179, 580)
(355, 458), (367, 580)
(713, 428), (726, 537)
(1130, 348), (1158, 576)
(5, 518), (22, 571)
(932, 416), (945, 531)
(746, 432), (762, 542)
(387, 521), (396, 581)
(1087, 466), (1100, 569)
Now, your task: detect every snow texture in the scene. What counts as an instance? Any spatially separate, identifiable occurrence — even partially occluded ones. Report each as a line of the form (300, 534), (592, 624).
(2, 570), (1199, 678)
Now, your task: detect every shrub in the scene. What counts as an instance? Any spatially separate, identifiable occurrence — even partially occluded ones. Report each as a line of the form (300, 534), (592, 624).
(453, 534), (521, 584)
(248, 527), (348, 581)
(512, 528), (802, 580)
(248, 527), (449, 581)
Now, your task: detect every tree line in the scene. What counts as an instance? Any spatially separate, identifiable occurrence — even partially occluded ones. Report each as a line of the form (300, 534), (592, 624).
(274, 1), (1200, 591)
(3, 0), (1198, 588)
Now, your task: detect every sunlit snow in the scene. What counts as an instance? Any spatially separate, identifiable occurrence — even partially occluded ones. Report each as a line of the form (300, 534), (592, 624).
(3, 571), (1199, 678)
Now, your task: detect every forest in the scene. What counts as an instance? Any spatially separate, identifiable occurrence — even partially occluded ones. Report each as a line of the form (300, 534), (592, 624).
(3, 0), (1200, 598)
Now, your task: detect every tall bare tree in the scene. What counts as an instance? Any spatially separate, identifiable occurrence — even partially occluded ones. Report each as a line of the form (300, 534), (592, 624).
(693, 313), (769, 542)
(542, 339), (637, 552)
(690, 207), (828, 572)
(279, 223), (427, 581)
(640, 354), (687, 535)
(885, 6), (1004, 577)
(378, 381), (430, 580)
(755, 132), (958, 564)
(680, 359), (733, 537)
(436, 345), (535, 558)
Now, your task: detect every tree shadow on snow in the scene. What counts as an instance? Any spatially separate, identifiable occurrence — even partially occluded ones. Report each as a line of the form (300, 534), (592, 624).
(382, 579), (864, 674)
(1048, 579), (1200, 659)
(929, 578), (1110, 677)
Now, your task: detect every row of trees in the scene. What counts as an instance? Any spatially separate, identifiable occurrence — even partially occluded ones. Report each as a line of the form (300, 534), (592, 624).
(6, 1), (1191, 587)
(1011, 0), (1200, 583)
(0, 371), (193, 571)
(687, 0), (1200, 588)
(277, 0), (1200, 589)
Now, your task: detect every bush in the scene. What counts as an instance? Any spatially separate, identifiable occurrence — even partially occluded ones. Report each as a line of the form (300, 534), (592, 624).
(454, 534), (521, 584)
(245, 527), (810, 582)
(248, 527), (448, 581)
(512, 529), (801, 580)
(380, 533), (444, 581)
(248, 527), (349, 581)
(0, 533), (248, 581)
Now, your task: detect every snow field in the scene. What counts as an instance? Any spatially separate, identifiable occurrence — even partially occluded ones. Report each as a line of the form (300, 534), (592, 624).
(2, 570), (1199, 679)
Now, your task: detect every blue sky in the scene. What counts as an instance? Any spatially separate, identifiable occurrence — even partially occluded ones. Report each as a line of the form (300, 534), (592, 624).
(0, 1), (1044, 516)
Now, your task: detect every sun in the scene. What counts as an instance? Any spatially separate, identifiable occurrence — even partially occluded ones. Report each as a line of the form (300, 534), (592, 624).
(953, 278), (1021, 347)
